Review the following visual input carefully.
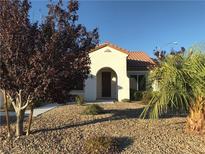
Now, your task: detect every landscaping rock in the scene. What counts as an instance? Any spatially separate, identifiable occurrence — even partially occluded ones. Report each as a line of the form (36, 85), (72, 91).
(0, 103), (205, 153)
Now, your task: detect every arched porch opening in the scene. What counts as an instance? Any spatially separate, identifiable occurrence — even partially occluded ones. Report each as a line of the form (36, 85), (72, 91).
(96, 67), (118, 100)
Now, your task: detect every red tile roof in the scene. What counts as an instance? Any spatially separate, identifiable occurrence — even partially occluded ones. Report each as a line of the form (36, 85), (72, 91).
(128, 52), (155, 65)
(91, 42), (155, 65)
(91, 42), (155, 66)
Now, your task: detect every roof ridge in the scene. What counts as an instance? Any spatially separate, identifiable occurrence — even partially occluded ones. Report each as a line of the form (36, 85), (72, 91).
(92, 41), (155, 65)
(92, 42), (129, 54)
(106, 42), (129, 53)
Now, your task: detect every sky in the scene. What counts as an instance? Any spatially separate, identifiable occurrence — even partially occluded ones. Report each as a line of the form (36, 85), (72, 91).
(30, 0), (205, 57)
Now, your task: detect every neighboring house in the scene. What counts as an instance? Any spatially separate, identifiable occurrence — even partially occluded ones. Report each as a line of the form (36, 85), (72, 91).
(70, 42), (155, 101)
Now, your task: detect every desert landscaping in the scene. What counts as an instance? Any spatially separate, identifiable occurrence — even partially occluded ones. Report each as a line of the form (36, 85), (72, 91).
(1, 1), (205, 154)
(1, 102), (205, 154)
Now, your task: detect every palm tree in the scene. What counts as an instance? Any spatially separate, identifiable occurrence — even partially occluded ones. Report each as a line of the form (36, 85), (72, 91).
(141, 49), (205, 133)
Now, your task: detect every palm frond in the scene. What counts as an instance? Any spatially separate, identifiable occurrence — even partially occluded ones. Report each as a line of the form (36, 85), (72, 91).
(142, 50), (205, 119)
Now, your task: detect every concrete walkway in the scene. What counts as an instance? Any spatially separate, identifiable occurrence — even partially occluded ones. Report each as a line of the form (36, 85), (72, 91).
(86, 100), (114, 104)
(0, 103), (59, 117)
(0, 101), (113, 117)
(0, 111), (16, 116)
(25, 103), (60, 117)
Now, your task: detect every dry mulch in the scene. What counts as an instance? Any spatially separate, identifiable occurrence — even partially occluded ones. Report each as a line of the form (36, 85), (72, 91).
(0, 103), (205, 154)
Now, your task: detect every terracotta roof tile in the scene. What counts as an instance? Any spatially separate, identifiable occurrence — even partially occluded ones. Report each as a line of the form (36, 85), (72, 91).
(90, 42), (155, 66)
(128, 52), (155, 65)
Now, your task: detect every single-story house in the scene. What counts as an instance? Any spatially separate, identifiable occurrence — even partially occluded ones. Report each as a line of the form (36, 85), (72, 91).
(70, 42), (155, 101)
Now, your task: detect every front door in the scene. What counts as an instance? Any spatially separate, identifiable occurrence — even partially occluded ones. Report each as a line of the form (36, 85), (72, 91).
(102, 72), (111, 97)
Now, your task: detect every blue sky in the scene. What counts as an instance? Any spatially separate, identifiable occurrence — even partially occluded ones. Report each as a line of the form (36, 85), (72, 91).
(30, 0), (205, 57)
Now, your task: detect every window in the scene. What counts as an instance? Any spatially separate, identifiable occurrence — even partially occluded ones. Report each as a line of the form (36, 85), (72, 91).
(72, 80), (84, 90)
(130, 75), (146, 91)
(138, 75), (146, 91)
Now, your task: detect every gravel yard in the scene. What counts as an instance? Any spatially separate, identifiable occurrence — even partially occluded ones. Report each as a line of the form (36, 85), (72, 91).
(0, 102), (205, 154)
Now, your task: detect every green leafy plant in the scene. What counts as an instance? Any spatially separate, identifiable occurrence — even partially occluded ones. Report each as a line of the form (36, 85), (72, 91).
(83, 104), (104, 115)
(141, 49), (205, 133)
(75, 96), (84, 105)
(84, 136), (120, 154)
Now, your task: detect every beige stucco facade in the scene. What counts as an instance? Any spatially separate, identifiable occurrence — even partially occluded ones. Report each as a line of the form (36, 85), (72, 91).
(84, 46), (130, 101)
(70, 43), (154, 102)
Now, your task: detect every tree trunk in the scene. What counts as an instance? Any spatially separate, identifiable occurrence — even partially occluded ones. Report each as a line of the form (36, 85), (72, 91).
(26, 104), (33, 136)
(186, 97), (205, 134)
(16, 109), (25, 137)
(3, 90), (11, 137)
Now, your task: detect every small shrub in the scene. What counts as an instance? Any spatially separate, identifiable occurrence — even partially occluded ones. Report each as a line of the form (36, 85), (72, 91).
(84, 136), (120, 154)
(130, 89), (143, 101)
(121, 99), (130, 102)
(83, 104), (104, 115)
(75, 95), (84, 105)
(68, 94), (77, 102)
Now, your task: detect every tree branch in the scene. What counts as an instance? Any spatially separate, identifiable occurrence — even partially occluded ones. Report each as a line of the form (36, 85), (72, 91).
(21, 95), (32, 110)
(18, 90), (22, 108)
(7, 93), (17, 112)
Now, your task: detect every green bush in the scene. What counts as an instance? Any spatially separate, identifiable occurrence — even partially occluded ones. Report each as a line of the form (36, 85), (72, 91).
(83, 104), (104, 115)
(75, 95), (84, 105)
(130, 89), (143, 101)
(84, 136), (120, 154)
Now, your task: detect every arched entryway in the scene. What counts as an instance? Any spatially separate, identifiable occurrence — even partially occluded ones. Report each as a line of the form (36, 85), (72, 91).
(96, 67), (118, 100)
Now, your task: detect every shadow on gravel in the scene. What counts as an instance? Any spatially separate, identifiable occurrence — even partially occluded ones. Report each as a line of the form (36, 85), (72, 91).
(159, 109), (188, 119)
(32, 106), (187, 134)
(116, 136), (134, 152)
(160, 114), (187, 119)
(0, 115), (16, 126)
(83, 136), (134, 153)
(32, 107), (144, 134)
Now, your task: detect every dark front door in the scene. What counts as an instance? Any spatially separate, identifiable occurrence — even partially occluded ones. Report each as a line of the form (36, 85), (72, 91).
(102, 72), (111, 97)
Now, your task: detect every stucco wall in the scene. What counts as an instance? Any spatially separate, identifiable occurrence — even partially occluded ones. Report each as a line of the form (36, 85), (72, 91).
(84, 46), (130, 101)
